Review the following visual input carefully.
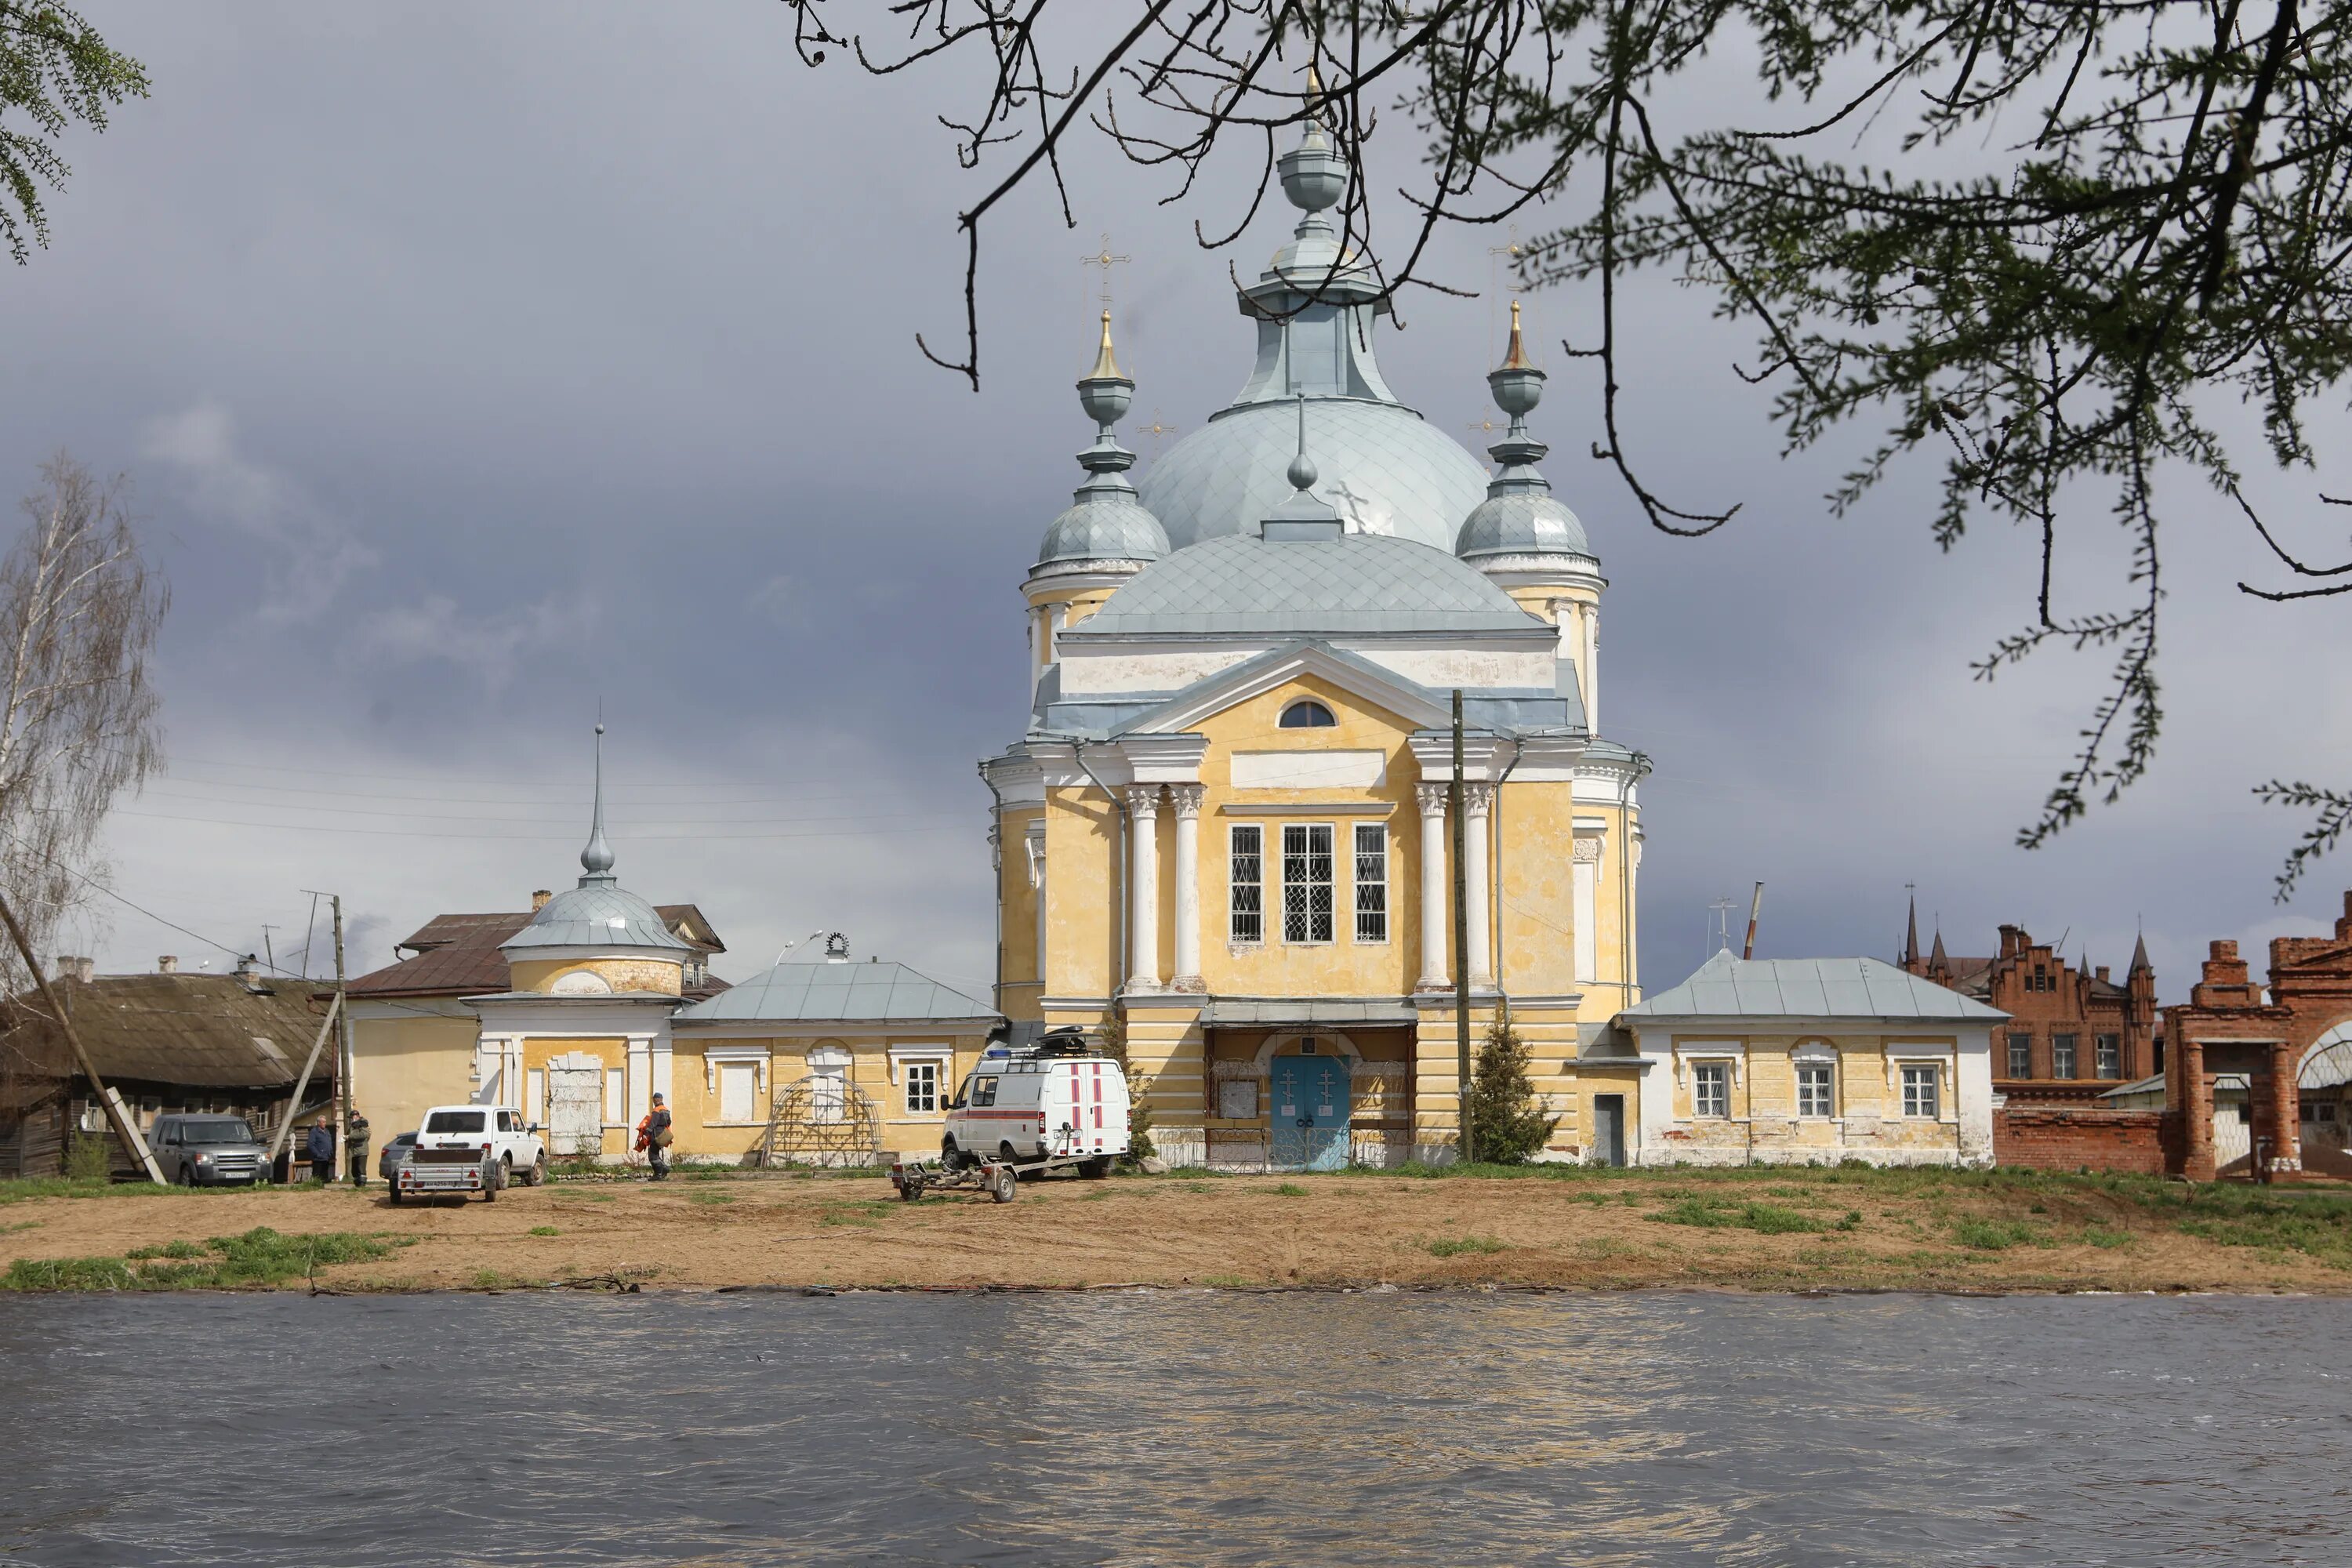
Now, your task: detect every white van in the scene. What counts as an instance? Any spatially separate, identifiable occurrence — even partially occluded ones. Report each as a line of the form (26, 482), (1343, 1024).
(942, 1036), (1131, 1177)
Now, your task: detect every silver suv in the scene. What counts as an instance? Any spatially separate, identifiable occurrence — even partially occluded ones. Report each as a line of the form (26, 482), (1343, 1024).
(151, 1114), (267, 1186)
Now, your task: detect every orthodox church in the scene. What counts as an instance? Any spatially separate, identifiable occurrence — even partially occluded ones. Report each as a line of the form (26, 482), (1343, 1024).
(978, 104), (1646, 1167)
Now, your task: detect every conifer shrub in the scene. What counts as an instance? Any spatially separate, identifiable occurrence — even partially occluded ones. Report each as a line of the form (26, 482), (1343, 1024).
(1460, 1018), (1558, 1165)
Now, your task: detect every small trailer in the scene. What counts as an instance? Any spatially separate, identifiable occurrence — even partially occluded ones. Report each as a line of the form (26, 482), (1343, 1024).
(394, 1143), (503, 1203)
(889, 1143), (1112, 1205)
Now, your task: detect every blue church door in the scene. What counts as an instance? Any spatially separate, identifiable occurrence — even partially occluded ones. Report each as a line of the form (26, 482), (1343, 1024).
(1270, 1051), (1350, 1171)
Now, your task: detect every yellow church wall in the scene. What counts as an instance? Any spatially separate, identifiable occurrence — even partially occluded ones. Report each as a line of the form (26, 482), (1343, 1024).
(1043, 786), (1120, 1000)
(998, 805), (1044, 1021)
(1494, 780), (1578, 998)
(1577, 801), (1642, 1022)
(1186, 674), (1425, 997)
(508, 956), (685, 996)
(350, 1011), (477, 1145)
(516, 1035), (631, 1162)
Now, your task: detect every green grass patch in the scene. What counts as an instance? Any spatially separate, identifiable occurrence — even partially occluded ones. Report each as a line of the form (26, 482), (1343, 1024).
(1197, 1272), (1255, 1287)
(2079, 1225), (2132, 1250)
(686, 1190), (734, 1206)
(1424, 1235), (1508, 1257)
(2178, 1199), (2352, 1271)
(2, 1227), (412, 1292)
(1650, 1196), (1827, 1235)
(528, 1225), (559, 1236)
(1951, 1218), (2052, 1251)
(1272, 1182), (1308, 1197)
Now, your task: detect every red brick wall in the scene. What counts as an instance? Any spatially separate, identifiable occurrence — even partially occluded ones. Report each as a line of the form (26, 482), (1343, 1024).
(1994, 1105), (2176, 1174)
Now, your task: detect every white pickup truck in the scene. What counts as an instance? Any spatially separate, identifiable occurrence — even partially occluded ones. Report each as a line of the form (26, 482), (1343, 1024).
(392, 1105), (546, 1204)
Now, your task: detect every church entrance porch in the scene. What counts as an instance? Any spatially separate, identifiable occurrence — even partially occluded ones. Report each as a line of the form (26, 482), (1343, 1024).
(1194, 1019), (1417, 1171)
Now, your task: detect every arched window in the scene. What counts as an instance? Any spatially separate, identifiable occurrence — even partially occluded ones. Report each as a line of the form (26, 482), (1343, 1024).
(1279, 699), (1337, 729)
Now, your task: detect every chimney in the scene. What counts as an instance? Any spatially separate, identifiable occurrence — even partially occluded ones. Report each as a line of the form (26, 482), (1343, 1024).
(157, 955), (178, 974)
(2095, 965), (2111, 984)
(235, 953), (261, 984)
(532, 889), (553, 912)
(74, 956), (93, 984)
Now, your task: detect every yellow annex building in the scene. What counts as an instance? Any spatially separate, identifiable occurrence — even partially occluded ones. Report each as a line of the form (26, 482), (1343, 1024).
(980, 107), (1646, 1169)
(347, 730), (1000, 1167)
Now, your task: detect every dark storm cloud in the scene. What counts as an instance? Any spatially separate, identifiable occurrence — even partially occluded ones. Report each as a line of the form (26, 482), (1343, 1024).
(4, 1), (2347, 1000)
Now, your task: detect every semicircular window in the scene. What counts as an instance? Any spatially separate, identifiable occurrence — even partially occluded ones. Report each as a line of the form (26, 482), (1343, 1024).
(1279, 700), (1337, 729)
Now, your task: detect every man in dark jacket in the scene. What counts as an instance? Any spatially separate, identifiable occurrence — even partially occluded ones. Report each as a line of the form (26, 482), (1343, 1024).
(306, 1117), (336, 1185)
(643, 1093), (673, 1180)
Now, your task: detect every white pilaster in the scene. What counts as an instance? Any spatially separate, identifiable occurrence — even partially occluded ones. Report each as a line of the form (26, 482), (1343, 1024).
(1465, 782), (1495, 985)
(1584, 603), (1600, 731)
(1025, 822), (1048, 989)
(626, 1036), (651, 1127)
(647, 1035), (672, 1106)
(1415, 782), (1450, 989)
(1169, 783), (1205, 989)
(1127, 785), (1163, 992)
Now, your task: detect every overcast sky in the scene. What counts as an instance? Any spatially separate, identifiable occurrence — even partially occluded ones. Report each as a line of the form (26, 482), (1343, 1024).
(6, 2), (2350, 1004)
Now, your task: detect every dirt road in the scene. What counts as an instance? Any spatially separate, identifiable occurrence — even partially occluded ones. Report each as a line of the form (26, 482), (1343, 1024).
(4, 1166), (2346, 1294)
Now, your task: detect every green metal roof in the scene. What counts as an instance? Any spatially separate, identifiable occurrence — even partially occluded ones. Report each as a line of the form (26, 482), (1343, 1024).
(674, 956), (997, 1025)
(1621, 952), (2007, 1024)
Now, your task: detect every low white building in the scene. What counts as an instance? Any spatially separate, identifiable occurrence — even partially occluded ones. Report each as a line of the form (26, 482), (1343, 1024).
(1601, 953), (2003, 1167)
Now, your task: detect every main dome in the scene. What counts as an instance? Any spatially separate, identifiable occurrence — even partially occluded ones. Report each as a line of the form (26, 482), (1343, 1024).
(1131, 106), (1493, 553)
(1138, 398), (1492, 553)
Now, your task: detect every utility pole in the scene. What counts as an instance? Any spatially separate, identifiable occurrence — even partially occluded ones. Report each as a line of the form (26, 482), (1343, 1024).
(1742, 882), (1766, 960)
(0, 891), (163, 1183)
(1451, 689), (1473, 1165)
(332, 894), (352, 1182)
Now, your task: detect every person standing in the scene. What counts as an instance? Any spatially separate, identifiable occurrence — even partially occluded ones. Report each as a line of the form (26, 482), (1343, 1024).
(305, 1116), (336, 1185)
(641, 1093), (673, 1181)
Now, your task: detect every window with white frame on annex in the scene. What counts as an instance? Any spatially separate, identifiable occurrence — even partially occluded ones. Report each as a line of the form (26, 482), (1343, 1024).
(1692, 1062), (1731, 1118)
(904, 1059), (942, 1115)
(1352, 822), (1388, 943)
(2095, 1033), (2122, 1079)
(1796, 1063), (1834, 1118)
(1282, 822), (1335, 944)
(2052, 1033), (2078, 1078)
(1229, 824), (1265, 945)
(1900, 1064), (1941, 1118)
(2006, 1032), (2033, 1079)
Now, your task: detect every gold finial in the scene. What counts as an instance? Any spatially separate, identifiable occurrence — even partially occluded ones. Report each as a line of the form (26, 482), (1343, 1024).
(1500, 299), (1534, 370)
(1087, 308), (1123, 379)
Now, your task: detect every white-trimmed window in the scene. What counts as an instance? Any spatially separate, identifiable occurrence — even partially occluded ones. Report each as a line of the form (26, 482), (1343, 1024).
(904, 1060), (941, 1114)
(1901, 1064), (1940, 1118)
(1282, 822), (1335, 943)
(2096, 1033), (2122, 1080)
(1693, 1062), (1730, 1118)
(1796, 1064), (1834, 1118)
(2052, 1033), (2078, 1078)
(1352, 823), (1388, 943)
(1229, 824), (1264, 944)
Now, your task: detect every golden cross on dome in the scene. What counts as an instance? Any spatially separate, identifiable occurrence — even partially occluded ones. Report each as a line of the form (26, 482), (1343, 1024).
(1081, 233), (1131, 307)
(1141, 409), (1181, 455)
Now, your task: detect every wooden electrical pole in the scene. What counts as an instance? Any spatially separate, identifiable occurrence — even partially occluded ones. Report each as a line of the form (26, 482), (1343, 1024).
(1452, 689), (1473, 1165)
(0, 890), (163, 1183)
(332, 894), (351, 1182)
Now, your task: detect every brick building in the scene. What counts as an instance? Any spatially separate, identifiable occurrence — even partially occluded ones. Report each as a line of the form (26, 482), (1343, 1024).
(1899, 902), (2158, 1104)
(2162, 893), (2352, 1181)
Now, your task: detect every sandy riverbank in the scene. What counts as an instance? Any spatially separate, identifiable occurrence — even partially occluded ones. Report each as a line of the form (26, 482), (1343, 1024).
(3, 1165), (2347, 1294)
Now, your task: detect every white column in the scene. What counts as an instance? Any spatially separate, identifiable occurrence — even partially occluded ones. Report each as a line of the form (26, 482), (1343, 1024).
(1584, 603), (1600, 732)
(626, 1036), (652, 1127)
(1415, 782), (1450, 989)
(1169, 783), (1205, 990)
(1572, 834), (1603, 985)
(1026, 824), (1048, 990)
(1465, 782), (1495, 985)
(1127, 785), (1162, 992)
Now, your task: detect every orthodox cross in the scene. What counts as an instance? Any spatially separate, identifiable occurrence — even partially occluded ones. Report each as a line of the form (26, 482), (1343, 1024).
(1487, 223), (1527, 367)
(1140, 409), (1181, 456)
(1080, 233), (1131, 308)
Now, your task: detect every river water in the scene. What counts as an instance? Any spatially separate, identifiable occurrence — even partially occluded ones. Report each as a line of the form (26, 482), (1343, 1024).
(0, 1289), (2343, 1566)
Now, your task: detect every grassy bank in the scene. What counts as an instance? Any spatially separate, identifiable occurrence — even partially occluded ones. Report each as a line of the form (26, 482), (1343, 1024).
(0, 1164), (2344, 1294)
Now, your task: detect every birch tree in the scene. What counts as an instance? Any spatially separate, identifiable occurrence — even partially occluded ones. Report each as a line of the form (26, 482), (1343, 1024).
(0, 454), (166, 987)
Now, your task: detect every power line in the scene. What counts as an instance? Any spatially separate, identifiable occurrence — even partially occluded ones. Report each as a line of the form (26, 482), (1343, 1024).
(109, 808), (972, 842)
(132, 790), (969, 828)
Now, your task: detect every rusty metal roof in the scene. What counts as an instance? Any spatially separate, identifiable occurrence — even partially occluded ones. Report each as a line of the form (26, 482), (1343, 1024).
(2, 973), (332, 1091)
(357, 902), (727, 1000)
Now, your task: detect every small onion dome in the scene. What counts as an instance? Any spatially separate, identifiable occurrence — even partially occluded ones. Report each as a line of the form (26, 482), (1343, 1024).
(1455, 302), (1597, 566)
(1033, 311), (1171, 576)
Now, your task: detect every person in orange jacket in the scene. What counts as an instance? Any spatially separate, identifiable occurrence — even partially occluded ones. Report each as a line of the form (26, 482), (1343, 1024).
(636, 1093), (673, 1180)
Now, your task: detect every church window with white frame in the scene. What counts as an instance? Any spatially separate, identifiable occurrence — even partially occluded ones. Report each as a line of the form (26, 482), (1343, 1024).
(1282, 823), (1335, 943)
(1693, 1062), (1730, 1118)
(1229, 824), (1264, 944)
(1901, 1064), (1940, 1118)
(1796, 1063), (1834, 1118)
(1352, 823), (1388, 943)
(1279, 699), (1336, 728)
(903, 1060), (941, 1115)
